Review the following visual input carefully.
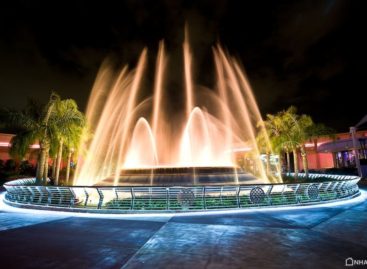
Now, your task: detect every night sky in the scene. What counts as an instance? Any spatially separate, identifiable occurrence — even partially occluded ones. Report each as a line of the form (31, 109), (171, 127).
(0, 0), (365, 131)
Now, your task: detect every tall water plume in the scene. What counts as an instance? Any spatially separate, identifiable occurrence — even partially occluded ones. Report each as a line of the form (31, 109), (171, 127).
(75, 33), (279, 186)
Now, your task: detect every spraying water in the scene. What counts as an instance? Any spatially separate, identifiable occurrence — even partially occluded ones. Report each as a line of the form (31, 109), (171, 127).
(75, 33), (279, 186)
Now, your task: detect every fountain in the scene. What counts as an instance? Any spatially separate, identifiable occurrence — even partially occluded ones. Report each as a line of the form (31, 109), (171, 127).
(74, 31), (279, 187)
(2, 31), (361, 213)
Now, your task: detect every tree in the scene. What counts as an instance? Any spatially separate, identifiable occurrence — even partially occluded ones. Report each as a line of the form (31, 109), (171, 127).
(264, 106), (334, 179)
(1, 94), (59, 184)
(281, 107), (313, 177)
(52, 99), (85, 185)
(306, 123), (335, 146)
(1, 93), (85, 185)
(263, 113), (289, 173)
(264, 106), (313, 178)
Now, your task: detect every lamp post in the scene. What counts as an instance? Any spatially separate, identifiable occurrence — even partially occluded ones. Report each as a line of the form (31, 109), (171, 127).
(350, 127), (362, 177)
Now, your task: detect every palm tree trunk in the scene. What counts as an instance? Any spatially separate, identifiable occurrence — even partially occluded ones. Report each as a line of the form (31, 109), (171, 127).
(301, 146), (309, 178)
(35, 152), (41, 184)
(286, 150), (291, 173)
(292, 148), (299, 178)
(52, 155), (57, 179)
(37, 93), (58, 184)
(55, 139), (63, 186)
(66, 150), (72, 184)
(43, 148), (49, 185)
(36, 163), (40, 182)
(36, 143), (46, 184)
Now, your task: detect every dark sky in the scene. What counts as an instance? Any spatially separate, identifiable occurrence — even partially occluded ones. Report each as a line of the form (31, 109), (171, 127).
(0, 0), (365, 131)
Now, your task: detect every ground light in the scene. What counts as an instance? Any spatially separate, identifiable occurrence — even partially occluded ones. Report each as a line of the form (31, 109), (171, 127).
(1, 188), (365, 219)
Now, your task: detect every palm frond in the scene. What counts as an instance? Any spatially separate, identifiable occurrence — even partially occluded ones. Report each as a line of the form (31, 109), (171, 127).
(9, 130), (38, 159)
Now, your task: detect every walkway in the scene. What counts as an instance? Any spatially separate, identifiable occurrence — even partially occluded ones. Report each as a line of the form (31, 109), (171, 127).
(0, 190), (367, 268)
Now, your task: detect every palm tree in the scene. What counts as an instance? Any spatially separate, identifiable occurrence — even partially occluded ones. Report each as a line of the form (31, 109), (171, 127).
(263, 113), (289, 172)
(62, 124), (87, 185)
(263, 107), (335, 179)
(1, 93), (85, 185)
(281, 107), (313, 177)
(264, 106), (312, 178)
(1, 93), (60, 184)
(65, 147), (73, 184)
(52, 99), (85, 185)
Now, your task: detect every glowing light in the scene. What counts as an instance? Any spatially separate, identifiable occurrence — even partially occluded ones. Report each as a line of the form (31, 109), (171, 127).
(1, 190), (365, 218)
(183, 26), (194, 118)
(0, 142), (39, 149)
(30, 144), (40, 149)
(304, 142), (325, 148)
(74, 36), (279, 186)
(0, 142), (10, 147)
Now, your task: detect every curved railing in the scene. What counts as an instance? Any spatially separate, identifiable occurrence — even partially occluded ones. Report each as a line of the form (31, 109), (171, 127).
(2, 173), (361, 213)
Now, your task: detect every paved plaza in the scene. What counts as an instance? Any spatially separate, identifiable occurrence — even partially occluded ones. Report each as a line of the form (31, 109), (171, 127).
(0, 189), (367, 269)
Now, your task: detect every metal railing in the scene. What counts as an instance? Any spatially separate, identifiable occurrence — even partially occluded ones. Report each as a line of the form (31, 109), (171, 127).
(3, 174), (361, 213)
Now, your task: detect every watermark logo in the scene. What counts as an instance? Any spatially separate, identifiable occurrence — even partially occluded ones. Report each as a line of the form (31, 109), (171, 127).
(346, 258), (354, 267)
(345, 257), (367, 267)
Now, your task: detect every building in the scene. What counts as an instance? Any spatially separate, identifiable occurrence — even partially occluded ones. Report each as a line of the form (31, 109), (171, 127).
(297, 129), (367, 171)
(297, 115), (367, 176)
(0, 133), (39, 165)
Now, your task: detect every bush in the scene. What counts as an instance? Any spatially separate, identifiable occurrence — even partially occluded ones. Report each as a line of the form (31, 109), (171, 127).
(324, 167), (358, 175)
(19, 160), (36, 176)
(4, 159), (16, 172)
(0, 159), (36, 186)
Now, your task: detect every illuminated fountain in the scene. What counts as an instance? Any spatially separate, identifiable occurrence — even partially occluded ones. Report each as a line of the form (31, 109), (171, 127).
(2, 32), (362, 213)
(74, 31), (279, 186)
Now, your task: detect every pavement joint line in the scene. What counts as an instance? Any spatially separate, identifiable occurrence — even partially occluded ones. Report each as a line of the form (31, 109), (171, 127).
(306, 209), (348, 230)
(308, 198), (367, 230)
(120, 221), (170, 269)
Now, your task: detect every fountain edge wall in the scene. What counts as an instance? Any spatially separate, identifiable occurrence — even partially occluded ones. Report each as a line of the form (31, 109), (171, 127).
(2, 174), (361, 213)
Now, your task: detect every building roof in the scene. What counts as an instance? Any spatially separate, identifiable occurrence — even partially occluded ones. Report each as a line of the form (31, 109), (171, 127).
(317, 138), (367, 153)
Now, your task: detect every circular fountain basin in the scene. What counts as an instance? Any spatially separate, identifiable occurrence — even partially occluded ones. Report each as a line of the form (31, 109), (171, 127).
(2, 173), (361, 214)
(98, 166), (260, 186)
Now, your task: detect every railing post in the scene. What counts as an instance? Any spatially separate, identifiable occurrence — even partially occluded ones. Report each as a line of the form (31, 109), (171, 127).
(266, 185), (273, 205)
(203, 187), (207, 209)
(114, 188), (119, 209)
(46, 187), (52, 205)
(28, 187), (35, 203)
(236, 186), (241, 208)
(97, 188), (104, 209)
(57, 187), (63, 205)
(280, 185), (286, 202)
(36, 186), (42, 204)
(294, 184), (300, 204)
(166, 188), (169, 210)
(83, 188), (89, 207)
(69, 188), (76, 208)
(131, 188), (135, 210)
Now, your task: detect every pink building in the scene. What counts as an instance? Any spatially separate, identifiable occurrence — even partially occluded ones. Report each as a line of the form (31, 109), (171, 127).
(297, 130), (367, 171)
(0, 133), (39, 165)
